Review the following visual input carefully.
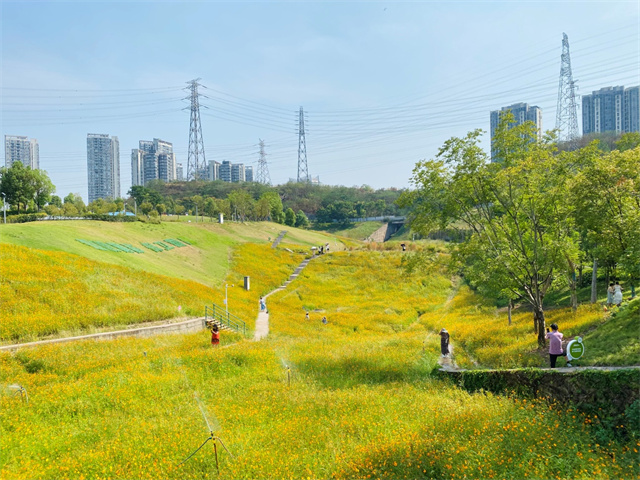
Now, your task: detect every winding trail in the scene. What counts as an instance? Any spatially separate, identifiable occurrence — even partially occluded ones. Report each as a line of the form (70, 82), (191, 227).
(254, 255), (315, 341)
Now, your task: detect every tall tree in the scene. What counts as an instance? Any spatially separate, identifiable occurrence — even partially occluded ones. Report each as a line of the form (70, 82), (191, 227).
(400, 117), (578, 346)
(0, 162), (36, 213)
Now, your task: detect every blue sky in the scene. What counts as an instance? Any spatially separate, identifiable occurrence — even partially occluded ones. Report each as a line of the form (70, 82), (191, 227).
(2, 0), (639, 201)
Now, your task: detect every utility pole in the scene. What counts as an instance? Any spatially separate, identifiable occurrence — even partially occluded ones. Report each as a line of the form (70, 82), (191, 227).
(555, 33), (580, 143)
(186, 79), (207, 180)
(297, 107), (309, 183)
(256, 139), (271, 185)
(2, 193), (6, 224)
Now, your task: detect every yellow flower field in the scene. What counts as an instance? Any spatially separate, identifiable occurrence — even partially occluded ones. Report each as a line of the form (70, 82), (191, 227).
(0, 247), (637, 479)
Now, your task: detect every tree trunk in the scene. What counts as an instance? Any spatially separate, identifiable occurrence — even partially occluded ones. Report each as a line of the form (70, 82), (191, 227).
(507, 299), (512, 326)
(590, 258), (598, 303)
(569, 271), (577, 312)
(534, 305), (546, 347)
(578, 265), (583, 286)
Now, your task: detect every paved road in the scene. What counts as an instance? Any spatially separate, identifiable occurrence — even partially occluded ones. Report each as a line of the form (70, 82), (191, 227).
(254, 255), (316, 341)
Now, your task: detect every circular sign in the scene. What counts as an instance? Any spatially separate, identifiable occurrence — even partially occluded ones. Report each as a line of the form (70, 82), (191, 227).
(567, 337), (584, 360)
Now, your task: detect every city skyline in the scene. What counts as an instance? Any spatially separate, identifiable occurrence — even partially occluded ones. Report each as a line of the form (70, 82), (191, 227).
(1, 1), (638, 201)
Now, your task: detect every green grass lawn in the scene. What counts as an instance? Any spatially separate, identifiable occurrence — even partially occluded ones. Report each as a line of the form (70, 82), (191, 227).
(0, 220), (342, 287)
(580, 298), (640, 366)
(312, 221), (383, 240)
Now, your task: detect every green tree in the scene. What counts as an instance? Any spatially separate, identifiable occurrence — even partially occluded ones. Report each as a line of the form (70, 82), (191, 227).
(401, 118), (577, 346)
(63, 202), (78, 217)
(295, 210), (310, 228)
(570, 145), (640, 298)
(139, 201), (154, 217)
(156, 203), (166, 216)
(0, 162), (36, 213)
(284, 207), (296, 226)
(49, 195), (63, 208)
(31, 169), (55, 211)
(192, 195), (205, 218)
(255, 196), (271, 220)
(227, 190), (253, 222)
(260, 191), (284, 223)
(204, 197), (219, 221)
(615, 132), (640, 152)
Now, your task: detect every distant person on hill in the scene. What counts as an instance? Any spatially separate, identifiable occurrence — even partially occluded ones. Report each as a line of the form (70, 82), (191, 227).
(613, 281), (623, 307)
(401, 243), (406, 252)
(325, 243), (330, 252)
(305, 312), (310, 321)
(211, 324), (220, 347)
(439, 328), (450, 357)
(321, 316), (328, 324)
(259, 296), (266, 311)
(545, 323), (571, 368)
(607, 283), (615, 307)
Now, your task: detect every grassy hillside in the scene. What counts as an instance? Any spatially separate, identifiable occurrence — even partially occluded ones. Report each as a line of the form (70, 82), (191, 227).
(0, 220), (342, 286)
(1, 250), (637, 479)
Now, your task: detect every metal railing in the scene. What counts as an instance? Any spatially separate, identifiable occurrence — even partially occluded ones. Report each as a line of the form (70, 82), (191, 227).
(205, 304), (249, 336)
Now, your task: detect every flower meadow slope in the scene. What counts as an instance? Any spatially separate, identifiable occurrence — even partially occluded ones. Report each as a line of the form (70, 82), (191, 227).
(1, 247), (637, 479)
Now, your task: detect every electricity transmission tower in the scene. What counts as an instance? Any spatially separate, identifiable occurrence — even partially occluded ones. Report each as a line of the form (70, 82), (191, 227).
(186, 79), (206, 180)
(555, 33), (579, 142)
(297, 107), (309, 183)
(256, 139), (271, 185)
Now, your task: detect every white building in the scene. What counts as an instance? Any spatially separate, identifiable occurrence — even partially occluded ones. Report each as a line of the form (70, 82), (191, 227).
(87, 133), (120, 202)
(4, 135), (39, 169)
(131, 138), (175, 186)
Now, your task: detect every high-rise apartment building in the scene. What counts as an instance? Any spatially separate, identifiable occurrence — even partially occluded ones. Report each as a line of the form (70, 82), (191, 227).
(231, 163), (245, 183)
(623, 86), (639, 133)
(87, 133), (120, 203)
(4, 135), (39, 169)
(207, 160), (220, 181)
(131, 149), (144, 187)
(131, 138), (175, 186)
(582, 85), (640, 135)
(245, 166), (254, 183)
(219, 160), (232, 182)
(176, 163), (184, 181)
(490, 102), (542, 160)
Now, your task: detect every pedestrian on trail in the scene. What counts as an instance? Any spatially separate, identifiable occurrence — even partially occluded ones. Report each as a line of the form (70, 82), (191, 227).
(439, 328), (450, 357)
(401, 243), (406, 252)
(211, 324), (220, 347)
(325, 243), (330, 252)
(613, 281), (623, 307)
(545, 323), (571, 368)
(606, 283), (615, 307)
(321, 316), (328, 324)
(260, 296), (266, 311)
(305, 312), (310, 321)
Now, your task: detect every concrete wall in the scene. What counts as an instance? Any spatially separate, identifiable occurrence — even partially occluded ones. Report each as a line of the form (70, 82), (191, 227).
(0, 317), (206, 352)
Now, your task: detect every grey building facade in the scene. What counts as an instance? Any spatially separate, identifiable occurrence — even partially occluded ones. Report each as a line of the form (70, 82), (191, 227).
(5, 135), (39, 169)
(582, 85), (639, 135)
(87, 133), (120, 203)
(131, 138), (175, 186)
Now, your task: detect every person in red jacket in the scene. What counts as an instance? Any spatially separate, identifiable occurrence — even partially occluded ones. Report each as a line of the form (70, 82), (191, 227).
(211, 323), (220, 346)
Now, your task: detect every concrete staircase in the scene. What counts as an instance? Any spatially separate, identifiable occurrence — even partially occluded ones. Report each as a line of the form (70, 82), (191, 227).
(271, 230), (288, 248)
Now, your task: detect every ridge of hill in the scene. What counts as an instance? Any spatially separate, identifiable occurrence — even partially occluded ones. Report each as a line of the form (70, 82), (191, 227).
(0, 220), (342, 286)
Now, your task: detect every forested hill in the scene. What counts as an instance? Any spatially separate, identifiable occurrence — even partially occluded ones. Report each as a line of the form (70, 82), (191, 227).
(140, 180), (406, 220)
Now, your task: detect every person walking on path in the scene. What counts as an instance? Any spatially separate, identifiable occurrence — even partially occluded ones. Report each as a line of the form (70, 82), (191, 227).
(439, 328), (450, 357)
(259, 296), (266, 311)
(211, 324), (220, 347)
(613, 281), (623, 307)
(321, 316), (328, 324)
(607, 283), (615, 307)
(545, 323), (571, 368)
(305, 312), (310, 321)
